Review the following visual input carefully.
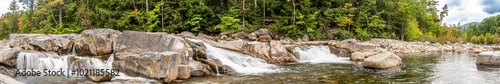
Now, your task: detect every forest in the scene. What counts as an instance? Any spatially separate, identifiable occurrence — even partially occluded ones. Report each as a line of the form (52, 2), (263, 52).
(0, 0), (498, 44)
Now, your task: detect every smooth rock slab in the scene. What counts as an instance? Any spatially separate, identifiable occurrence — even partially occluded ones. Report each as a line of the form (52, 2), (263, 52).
(0, 74), (23, 84)
(188, 60), (212, 77)
(9, 34), (76, 53)
(177, 65), (191, 80)
(362, 52), (402, 69)
(477, 51), (500, 65)
(73, 28), (120, 56)
(113, 52), (180, 83)
(0, 48), (20, 67)
(114, 31), (191, 61)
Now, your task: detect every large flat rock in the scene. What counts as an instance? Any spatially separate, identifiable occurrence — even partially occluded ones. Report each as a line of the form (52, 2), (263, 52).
(477, 51), (500, 65)
(72, 28), (121, 56)
(0, 48), (20, 67)
(9, 34), (77, 53)
(362, 52), (402, 69)
(113, 31), (191, 62)
(113, 52), (180, 83)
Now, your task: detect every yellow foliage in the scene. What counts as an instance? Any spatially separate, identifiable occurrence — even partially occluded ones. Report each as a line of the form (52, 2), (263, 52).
(344, 3), (353, 8)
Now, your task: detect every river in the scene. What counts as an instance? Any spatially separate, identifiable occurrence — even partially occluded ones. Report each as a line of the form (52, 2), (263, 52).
(185, 52), (500, 84)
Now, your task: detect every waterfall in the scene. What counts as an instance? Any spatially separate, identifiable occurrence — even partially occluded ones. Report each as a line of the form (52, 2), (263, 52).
(186, 38), (282, 74)
(294, 45), (351, 64)
(71, 44), (76, 55)
(16, 51), (114, 75)
(214, 65), (220, 76)
(17, 51), (62, 70)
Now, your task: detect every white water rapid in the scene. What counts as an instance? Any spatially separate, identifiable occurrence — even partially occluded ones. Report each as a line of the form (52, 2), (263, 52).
(16, 51), (114, 76)
(294, 45), (351, 64)
(17, 51), (68, 70)
(186, 38), (282, 74)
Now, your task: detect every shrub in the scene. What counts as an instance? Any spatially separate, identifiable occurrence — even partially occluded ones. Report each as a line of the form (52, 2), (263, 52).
(405, 18), (423, 41)
(335, 29), (354, 40)
(478, 34), (485, 44)
(355, 28), (371, 41)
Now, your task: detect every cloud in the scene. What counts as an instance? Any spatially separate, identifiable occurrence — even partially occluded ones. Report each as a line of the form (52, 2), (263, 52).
(481, 0), (500, 14)
(438, 0), (500, 25)
(446, 0), (461, 7)
(0, 1), (11, 16)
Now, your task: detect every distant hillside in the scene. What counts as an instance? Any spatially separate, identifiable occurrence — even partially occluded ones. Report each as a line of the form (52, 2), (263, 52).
(460, 22), (479, 30)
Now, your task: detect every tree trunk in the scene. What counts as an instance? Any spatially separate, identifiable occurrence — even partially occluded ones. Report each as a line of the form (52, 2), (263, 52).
(401, 20), (405, 41)
(146, 0), (149, 12)
(292, 0), (295, 29)
(254, 0), (257, 9)
(241, 0), (246, 28)
(263, 0), (266, 27)
(161, 0), (164, 31)
(29, 0), (34, 23)
(58, 4), (63, 26)
(133, 0), (137, 9)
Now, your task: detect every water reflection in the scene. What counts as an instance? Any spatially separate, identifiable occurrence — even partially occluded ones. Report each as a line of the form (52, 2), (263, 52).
(185, 52), (500, 84)
(430, 53), (500, 84)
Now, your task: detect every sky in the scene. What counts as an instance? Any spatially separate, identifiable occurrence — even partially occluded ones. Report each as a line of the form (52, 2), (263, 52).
(438, 0), (500, 25)
(0, 1), (12, 16)
(0, 0), (499, 26)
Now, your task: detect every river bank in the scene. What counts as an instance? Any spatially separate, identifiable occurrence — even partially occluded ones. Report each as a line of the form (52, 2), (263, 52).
(0, 28), (496, 83)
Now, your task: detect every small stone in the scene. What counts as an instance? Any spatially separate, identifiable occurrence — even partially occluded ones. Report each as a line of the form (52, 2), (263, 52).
(258, 35), (272, 42)
(177, 65), (191, 80)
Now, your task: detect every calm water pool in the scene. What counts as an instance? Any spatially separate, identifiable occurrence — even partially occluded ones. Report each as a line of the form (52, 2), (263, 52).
(185, 52), (500, 84)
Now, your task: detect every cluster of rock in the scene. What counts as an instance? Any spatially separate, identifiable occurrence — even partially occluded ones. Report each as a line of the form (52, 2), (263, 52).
(330, 39), (494, 69)
(368, 39), (491, 54)
(330, 39), (402, 68)
(0, 29), (218, 83)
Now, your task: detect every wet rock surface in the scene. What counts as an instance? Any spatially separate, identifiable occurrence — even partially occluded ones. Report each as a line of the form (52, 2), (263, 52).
(477, 51), (500, 65)
(362, 52), (402, 69)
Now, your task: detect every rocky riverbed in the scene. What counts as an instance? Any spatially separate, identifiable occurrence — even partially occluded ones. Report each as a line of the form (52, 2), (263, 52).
(0, 28), (496, 83)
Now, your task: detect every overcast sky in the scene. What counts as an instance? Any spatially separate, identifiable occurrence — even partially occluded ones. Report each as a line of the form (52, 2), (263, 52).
(438, 0), (500, 25)
(1, 0), (499, 26)
(0, 1), (12, 16)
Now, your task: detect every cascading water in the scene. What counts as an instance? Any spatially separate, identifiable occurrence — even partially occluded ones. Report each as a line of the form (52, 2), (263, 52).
(16, 51), (64, 70)
(16, 51), (114, 77)
(186, 38), (282, 74)
(294, 45), (351, 64)
(71, 44), (76, 55)
(214, 65), (220, 76)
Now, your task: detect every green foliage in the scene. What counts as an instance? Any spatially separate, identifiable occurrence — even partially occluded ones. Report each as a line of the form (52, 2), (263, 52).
(144, 2), (163, 32)
(335, 29), (354, 40)
(185, 14), (203, 32)
(478, 34), (485, 44)
(405, 18), (423, 41)
(355, 28), (371, 41)
(0, 0), (464, 44)
(420, 32), (438, 43)
(215, 16), (241, 34)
